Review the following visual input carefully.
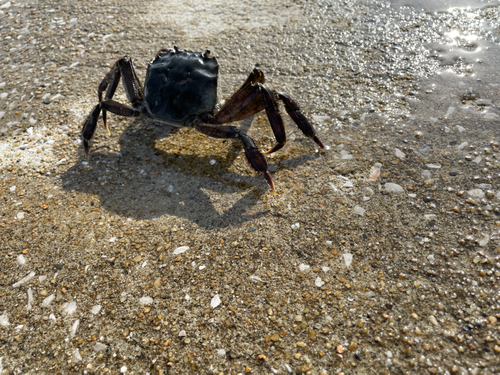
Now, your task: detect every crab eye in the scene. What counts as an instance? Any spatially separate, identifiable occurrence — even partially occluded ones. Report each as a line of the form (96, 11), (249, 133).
(203, 50), (211, 58)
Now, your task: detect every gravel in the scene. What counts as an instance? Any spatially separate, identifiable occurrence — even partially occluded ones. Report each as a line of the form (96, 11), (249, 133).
(1, 0), (500, 374)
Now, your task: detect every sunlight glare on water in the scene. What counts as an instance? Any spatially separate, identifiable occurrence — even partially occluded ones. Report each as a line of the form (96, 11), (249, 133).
(388, 0), (500, 12)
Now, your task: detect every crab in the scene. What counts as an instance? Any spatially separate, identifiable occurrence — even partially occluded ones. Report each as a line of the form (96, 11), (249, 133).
(81, 47), (324, 190)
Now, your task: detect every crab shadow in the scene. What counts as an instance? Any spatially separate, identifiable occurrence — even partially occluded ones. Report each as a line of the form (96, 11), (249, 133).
(62, 117), (319, 229)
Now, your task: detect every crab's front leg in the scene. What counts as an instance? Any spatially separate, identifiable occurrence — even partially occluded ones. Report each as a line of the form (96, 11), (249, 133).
(81, 101), (142, 155)
(97, 56), (144, 134)
(81, 56), (144, 156)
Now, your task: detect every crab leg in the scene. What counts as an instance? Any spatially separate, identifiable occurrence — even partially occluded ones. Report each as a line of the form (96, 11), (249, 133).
(261, 86), (286, 154)
(97, 56), (144, 134)
(82, 56), (144, 156)
(215, 83), (264, 124)
(81, 104), (101, 156)
(81, 100), (141, 156)
(194, 121), (274, 190)
(215, 67), (324, 154)
(213, 83), (286, 154)
(277, 92), (324, 149)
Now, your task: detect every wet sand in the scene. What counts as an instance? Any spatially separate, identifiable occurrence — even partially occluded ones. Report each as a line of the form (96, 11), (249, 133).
(0, 0), (499, 374)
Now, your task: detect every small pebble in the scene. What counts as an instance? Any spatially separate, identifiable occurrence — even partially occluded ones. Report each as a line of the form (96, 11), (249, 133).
(475, 99), (492, 106)
(12, 271), (35, 288)
(299, 264), (310, 272)
(315, 277), (325, 287)
(249, 275), (265, 282)
(395, 148), (406, 158)
(478, 234), (490, 247)
(0, 313), (9, 327)
(70, 319), (79, 337)
(368, 163), (382, 180)
(93, 343), (107, 352)
(343, 181), (354, 188)
(63, 301), (77, 315)
(211, 294), (221, 308)
(429, 315), (439, 326)
(17, 254), (26, 265)
(173, 246), (189, 255)
(444, 106), (455, 118)
(91, 305), (102, 315)
(139, 296), (154, 305)
(340, 150), (353, 160)
(343, 253), (353, 267)
(312, 115), (330, 122)
(384, 183), (404, 194)
(353, 205), (365, 216)
(467, 189), (485, 199)
(484, 112), (499, 119)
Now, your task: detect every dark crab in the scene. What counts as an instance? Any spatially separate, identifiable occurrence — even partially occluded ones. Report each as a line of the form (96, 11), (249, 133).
(81, 47), (324, 190)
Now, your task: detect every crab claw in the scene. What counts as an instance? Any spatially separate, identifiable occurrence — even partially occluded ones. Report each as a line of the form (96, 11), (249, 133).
(81, 104), (101, 156)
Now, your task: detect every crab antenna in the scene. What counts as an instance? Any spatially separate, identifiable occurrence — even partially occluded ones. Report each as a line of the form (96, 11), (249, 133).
(174, 45), (179, 53)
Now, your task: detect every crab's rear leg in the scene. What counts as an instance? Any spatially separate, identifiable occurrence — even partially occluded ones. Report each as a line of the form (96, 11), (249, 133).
(194, 121), (274, 190)
(81, 100), (141, 156)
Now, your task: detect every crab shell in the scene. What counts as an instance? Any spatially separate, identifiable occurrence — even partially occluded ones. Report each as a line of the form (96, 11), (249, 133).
(144, 50), (219, 125)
